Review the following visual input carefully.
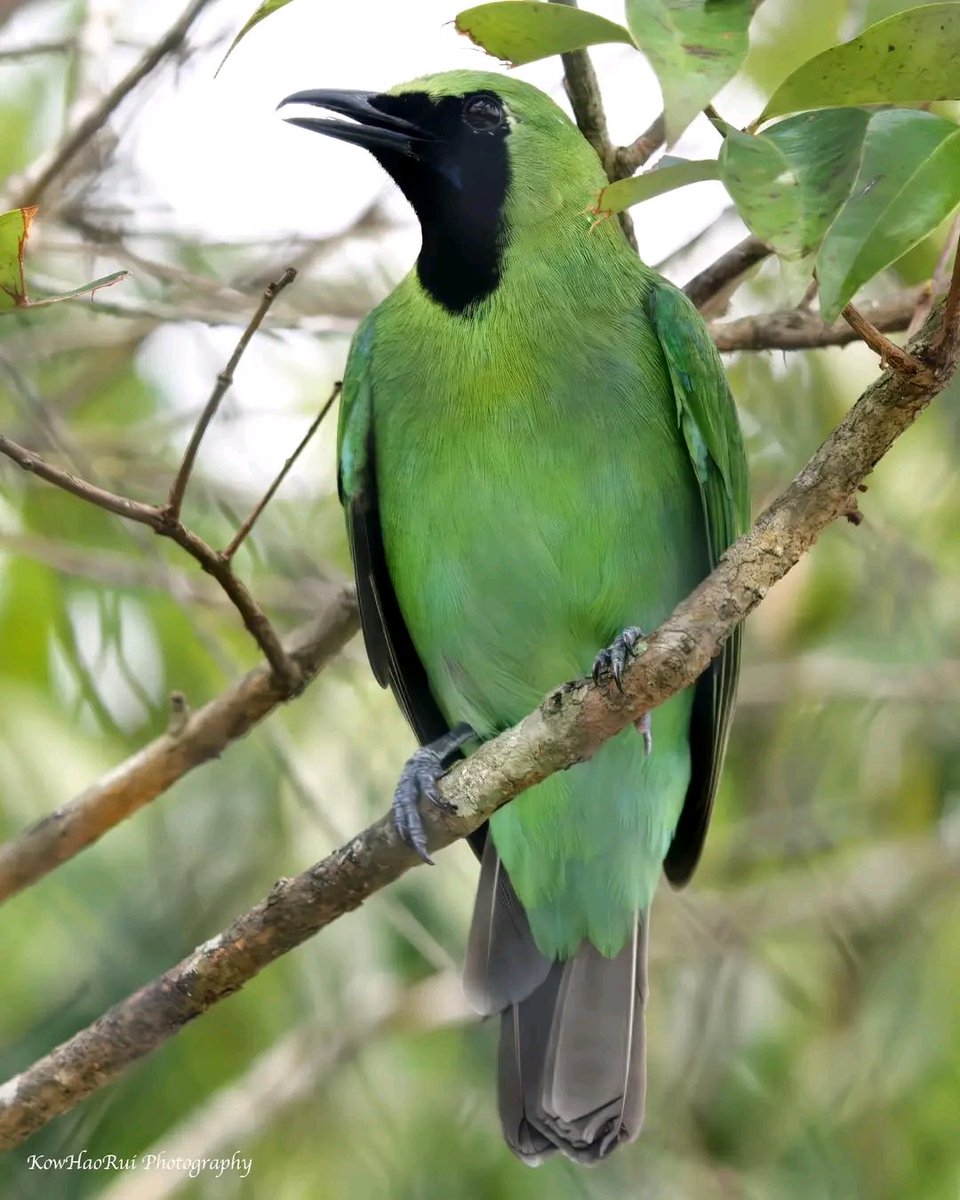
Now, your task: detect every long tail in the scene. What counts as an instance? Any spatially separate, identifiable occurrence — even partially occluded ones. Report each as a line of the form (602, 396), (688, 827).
(464, 840), (648, 1164)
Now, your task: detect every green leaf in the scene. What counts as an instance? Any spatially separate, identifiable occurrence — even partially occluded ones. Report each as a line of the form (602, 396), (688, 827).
(454, 2), (632, 64)
(0, 206), (128, 312)
(719, 108), (870, 258)
(817, 110), (960, 321)
(625, 0), (752, 144)
(761, 2), (960, 123)
(218, 0), (295, 74)
(0, 205), (34, 308)
(594, 158), (720, 216)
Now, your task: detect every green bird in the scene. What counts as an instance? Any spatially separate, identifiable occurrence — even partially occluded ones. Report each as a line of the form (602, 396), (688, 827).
(281, 71), (748, 1163)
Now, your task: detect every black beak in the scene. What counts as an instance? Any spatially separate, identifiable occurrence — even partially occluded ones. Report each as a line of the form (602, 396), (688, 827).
(278, 89), (429, 157)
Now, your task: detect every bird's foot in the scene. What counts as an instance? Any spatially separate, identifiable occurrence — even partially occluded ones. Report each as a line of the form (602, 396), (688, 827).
(393, 723), (475, 865)
(592, 627), (646, 693)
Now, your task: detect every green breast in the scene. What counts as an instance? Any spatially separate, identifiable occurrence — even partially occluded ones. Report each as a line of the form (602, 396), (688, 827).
(370, 282), (707, 955)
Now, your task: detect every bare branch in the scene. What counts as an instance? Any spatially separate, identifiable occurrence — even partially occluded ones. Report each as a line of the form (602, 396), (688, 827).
(930, 238), (960, 358)
(908, 215), (959, 336)
(0, 587), (358, 906)
(6, 0), (217, 211)
(223, 381), (341, 562)
(709, 288), (923, 354)
(0, 306), (955, 1150)
(549, 0), (641, 249)
(0, 433), (160, 522)
(0, 270), (313, 688)
(164, 268), (298, 522)
(684, 236), (772, 313)
(612, 113), (666, 177)
(842, 302), (928, 375)
(0, 40), (69, 60)
(0, 431), (302, 690)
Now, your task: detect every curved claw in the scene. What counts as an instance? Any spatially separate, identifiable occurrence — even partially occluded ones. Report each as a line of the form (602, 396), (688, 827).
(592, 626), (646, 693)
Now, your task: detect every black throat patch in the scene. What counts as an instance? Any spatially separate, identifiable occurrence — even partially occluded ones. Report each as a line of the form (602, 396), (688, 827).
(369, 91), (511, 316)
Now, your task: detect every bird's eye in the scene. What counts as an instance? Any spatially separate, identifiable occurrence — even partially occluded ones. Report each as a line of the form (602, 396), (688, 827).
(463, 95), (504, 131)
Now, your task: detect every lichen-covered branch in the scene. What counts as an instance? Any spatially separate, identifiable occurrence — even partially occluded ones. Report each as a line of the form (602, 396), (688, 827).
(0, 586), (358, 906)
(0, 304), (955, 1151)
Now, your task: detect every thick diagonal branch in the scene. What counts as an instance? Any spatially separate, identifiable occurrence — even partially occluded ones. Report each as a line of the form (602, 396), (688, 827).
(0, 306), (954, 1150)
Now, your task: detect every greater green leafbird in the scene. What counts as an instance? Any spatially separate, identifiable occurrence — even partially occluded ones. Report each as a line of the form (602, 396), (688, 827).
(281, 71), (748, 1164)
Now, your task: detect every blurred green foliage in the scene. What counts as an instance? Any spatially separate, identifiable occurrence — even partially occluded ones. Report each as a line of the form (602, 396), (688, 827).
(1, 2), (959, 1199)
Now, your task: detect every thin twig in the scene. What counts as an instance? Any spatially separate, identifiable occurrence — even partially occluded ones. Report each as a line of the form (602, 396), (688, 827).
(223, 380), (341, 562)
(841, 302), (929, 376)
(930, 239), (960, 359)
(0, 432), (302, 690)
(549, 0), (639, 250)
(0, 589), (358, 905)
(7, 0), (217, 211)
(0, 435), (162, 524)
(0, 305), (956, 1149)
(908, 215), (960, 337)
(164, 267), (297, 522)
(0, 40), (70, 60)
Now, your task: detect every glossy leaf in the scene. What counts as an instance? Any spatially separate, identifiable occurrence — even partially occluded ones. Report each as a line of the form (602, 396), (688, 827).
(594, 158), (720, 216)
(817, 110), (960, 321)
(761, 2), (960, 122)
(0, 206), (127, 312)
(625, 0), (752, 144)
(218, 0), (295, 73)
(454, 2), (632, 65)
(719, 108), (870, 258)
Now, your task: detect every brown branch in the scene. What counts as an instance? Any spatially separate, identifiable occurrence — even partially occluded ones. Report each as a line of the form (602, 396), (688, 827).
(684, 236), (772, 313)
(930, 238), (960, 357)
(0, 306), (955, 1150)
(709, 288), (924, 354)
(841, 302), (928, 375)
(612, 113), (666, 177)
(0, 40), (69, 60)
(0, 587), (358, 906)
(0, 270), (311, 689)
(549, 0), (641, 249)
(164, 268), (297, 522)
(0, 432), (302, 690)
(7, 0), (217, 211)
(222, 380), (341, 562)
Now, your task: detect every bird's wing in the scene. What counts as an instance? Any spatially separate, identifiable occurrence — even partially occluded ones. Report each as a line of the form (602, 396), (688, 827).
(337, 317), (449, 746)
(646, 280), (750, 885)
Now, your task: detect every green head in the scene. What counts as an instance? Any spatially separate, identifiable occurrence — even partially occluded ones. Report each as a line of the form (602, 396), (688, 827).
(279, 70), (613, 315)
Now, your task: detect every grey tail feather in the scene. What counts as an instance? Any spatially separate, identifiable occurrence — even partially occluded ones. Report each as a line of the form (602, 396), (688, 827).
(463, 837), (553, 1016)
(464, 844), (650, 1165)
(537, 915), (648, 1163)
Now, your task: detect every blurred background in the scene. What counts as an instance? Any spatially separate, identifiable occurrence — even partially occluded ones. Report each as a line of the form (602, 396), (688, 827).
(1, 0), (959, 1197)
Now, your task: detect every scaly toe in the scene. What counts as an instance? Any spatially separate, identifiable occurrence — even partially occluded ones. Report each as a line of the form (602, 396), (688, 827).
(593, 627), (646, 693)
(392, 746), (443, 865)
